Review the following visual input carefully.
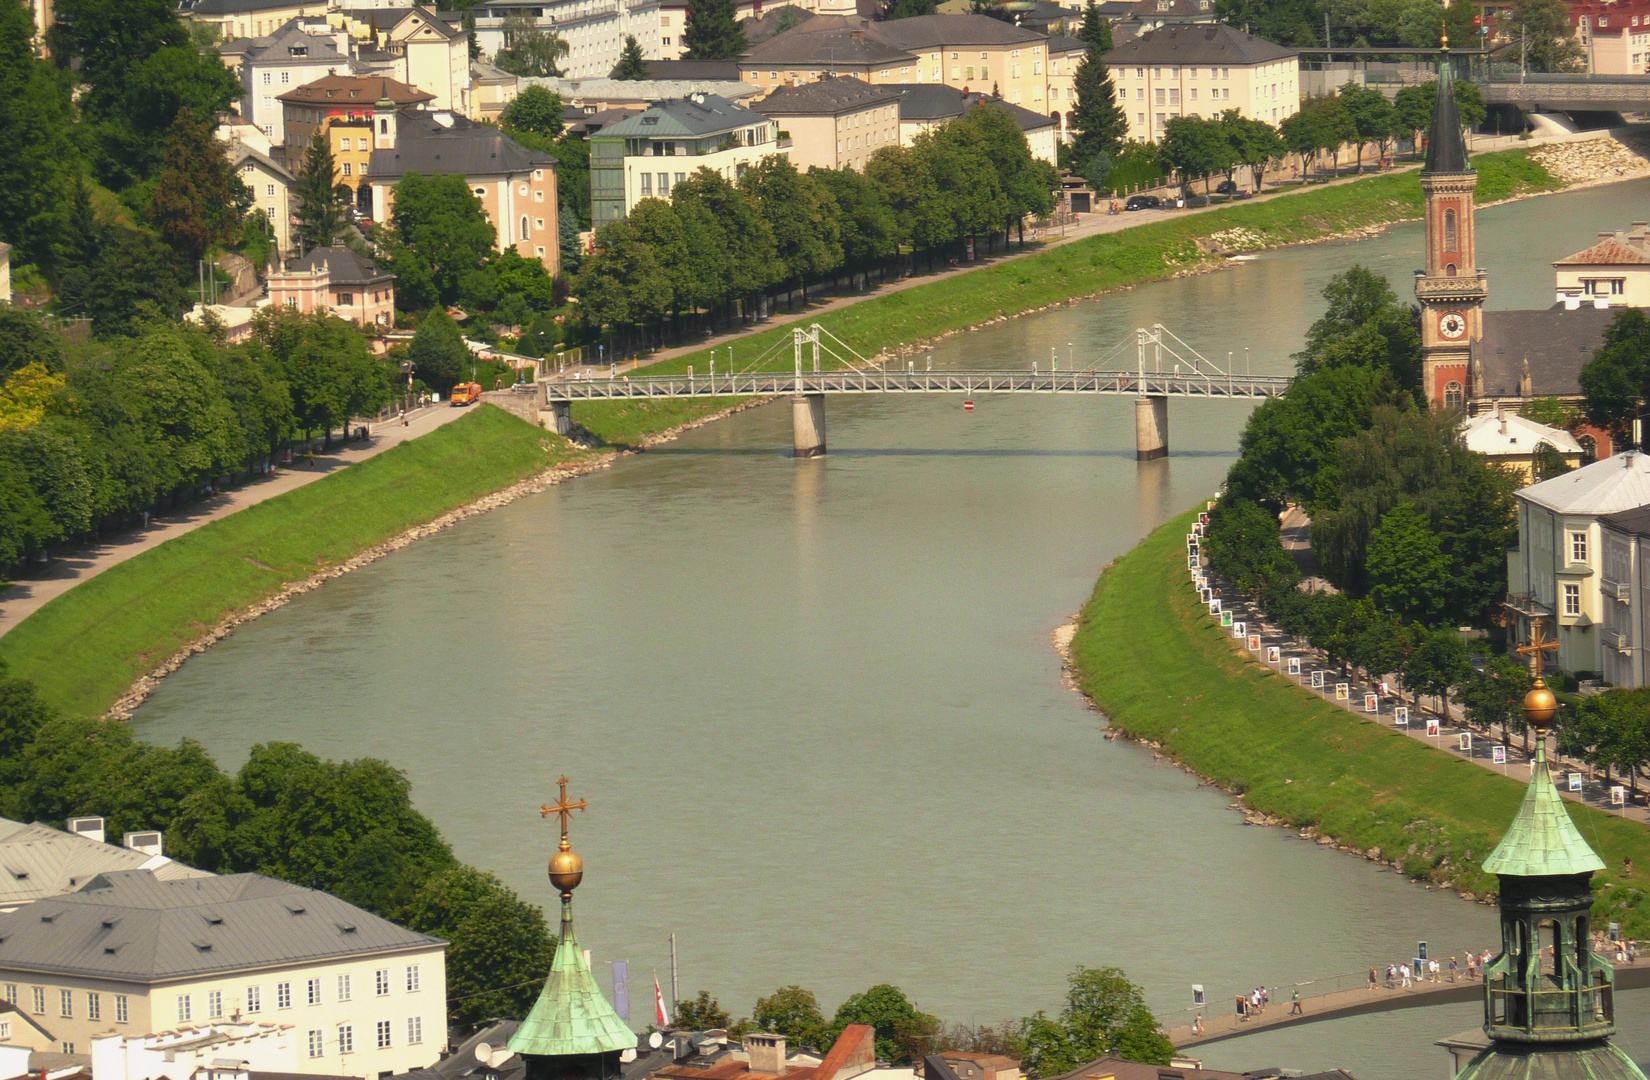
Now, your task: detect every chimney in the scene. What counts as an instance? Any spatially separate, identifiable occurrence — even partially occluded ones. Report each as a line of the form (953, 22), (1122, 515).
(744, 1035), (787, 1076)
(66, 817), (106, 844)
(1594, 295), (1609, 309)
(1499, 408), (1509, 435)
(124, 830), (164, 857)
(1564, 293), (1582, 310)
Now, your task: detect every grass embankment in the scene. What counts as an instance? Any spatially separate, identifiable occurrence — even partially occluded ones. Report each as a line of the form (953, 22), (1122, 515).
(1073, 509), (1650, 934)
(0, 407), (589, 718)
(573, 149), (1563, 445)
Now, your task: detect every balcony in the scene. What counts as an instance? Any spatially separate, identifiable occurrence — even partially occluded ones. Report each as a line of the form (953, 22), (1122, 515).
(1415, 270), (1489, 299)
(1504, 593), (1553, 619)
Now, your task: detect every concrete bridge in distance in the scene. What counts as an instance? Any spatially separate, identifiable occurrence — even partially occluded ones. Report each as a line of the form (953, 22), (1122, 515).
(1164, 957), (1650, 1049)
(1479, 73), (1650, 113)
(540, 324), (1290, 459)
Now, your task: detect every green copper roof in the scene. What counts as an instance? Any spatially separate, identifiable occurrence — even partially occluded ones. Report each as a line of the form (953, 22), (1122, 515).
(507, 904), (635, 1058)
(1456, 1039), (1648, 1080)
(1482, 747), (1605, 878)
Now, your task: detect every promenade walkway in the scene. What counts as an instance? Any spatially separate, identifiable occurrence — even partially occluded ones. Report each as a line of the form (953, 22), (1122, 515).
(0, 405), (467, 638)
(1165, 956), (1650, 1048)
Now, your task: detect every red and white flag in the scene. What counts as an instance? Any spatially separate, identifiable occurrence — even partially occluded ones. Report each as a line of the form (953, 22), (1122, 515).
(654, 973), (669, 1027)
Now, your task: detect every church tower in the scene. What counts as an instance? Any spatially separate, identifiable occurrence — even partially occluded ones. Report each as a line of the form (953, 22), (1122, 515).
(1416, 43), (1487, 412)
(1450, 680), (1646, 1080)
(509, 778), (637, 1080)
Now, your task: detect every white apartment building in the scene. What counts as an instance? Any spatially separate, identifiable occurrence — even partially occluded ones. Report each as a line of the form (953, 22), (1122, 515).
(0, 870), (446, 1073)
(1102, 23), (1298, 142)
(1553, 222), (1650, 308)
(471, 0), (663, 81)
(238, 21), (351, 153)
(1507, 451), (1650, 679)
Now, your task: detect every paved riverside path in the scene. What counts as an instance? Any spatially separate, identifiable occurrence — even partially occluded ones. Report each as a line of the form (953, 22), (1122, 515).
(1166, 956), (1650, 1048)
(0, 405), (468, 639)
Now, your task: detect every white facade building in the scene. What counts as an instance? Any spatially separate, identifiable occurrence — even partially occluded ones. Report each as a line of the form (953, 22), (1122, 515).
(471, 0), (664, 80)
(238, 21), (351, 153)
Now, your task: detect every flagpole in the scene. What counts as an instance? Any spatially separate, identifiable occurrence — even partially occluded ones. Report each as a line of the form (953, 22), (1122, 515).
(670, 932), (679, 1017)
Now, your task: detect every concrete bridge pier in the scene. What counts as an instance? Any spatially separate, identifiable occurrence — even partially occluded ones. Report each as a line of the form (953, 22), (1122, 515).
(541, 399), (573, 436)
(792, 393), (827, 458)
(1135, 395), (1168, 460)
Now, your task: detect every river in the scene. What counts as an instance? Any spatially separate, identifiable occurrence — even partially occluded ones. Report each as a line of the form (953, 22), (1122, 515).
(135, 177), (1650, 1079)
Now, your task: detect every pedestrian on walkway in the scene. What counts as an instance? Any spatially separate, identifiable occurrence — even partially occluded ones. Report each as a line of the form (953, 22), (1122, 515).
(1192, 1015), (1202, 1036)
(1290, 989), (1302, 1015)
(1386, 963), (1396, 988)
(1368, 966), (1378, 991)
(1429, 958), (1441, 982)
(1399, 963), (1412, 989)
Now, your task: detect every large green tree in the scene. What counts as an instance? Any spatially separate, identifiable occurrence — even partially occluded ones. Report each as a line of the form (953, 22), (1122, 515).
(501, 84), (564, 140)
(830, 984), (938, 1064)
(1580, 307), (1650, 446)
(1336, 81), (1396, 170)
(810, 166), (896, 277)
(254, 309), (390, 438)
(409, 306), (471, 391)
(0, 0), (77, 267)
(85, 228), (190, 337)
(753, 986), (828, 1049)
(403, 865), (556, 1026)
(681, 0), (748, 59)
(739, 156), (841, 303)
(148, 109), (251, 268)
(615, 34), (649, 78)
(1015, 967), (1172, 1076)
(1509, 0), (1585, 71)
(493, 12), (570, 76)
(1294, 264), (1422, 393)
(1365, 503), (1451, 624)
(1157, 116), (1235, 197)
(1393, 79), (1487, 151)
(384, 173), (500, 310)
(1220, 111), (1285, 191)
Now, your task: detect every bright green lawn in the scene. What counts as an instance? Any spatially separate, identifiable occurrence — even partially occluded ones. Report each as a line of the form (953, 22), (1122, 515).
(573, 148), (1563, 444)
(1072, 509), (1650, 934)
(0, 407), (588, 717)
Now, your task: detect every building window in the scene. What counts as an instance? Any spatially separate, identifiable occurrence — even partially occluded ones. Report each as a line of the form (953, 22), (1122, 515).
(1443, 381), (1464, 409)
(338, 1025), (354, 1055)
(4, 984), (15, 1003)
(0, 1022), (8, 1040)
(266, 184), (276, 197)
(207, 991), (223, 1018)
(115, 996), (129, 1023)
(520, 215), (529, 238)
(1572, 532), (1589, 564)
(280, 71), (290, 84)
(87, 993), (100, 1021)
(263, 71), (272, 85)
(307, 978), (322, 1006)
(247, 986), (262, 1013)
(337, 292), (354, 305)
(1443, 207), (1457, 251)
(308, 1031), (324, 1058)
(277, 983), (292, 1009)
(341, 162), (351, 177)
(376, 970), (390, 997)
(406, 966), (421, 993)
(640, 173), (651, 195)
(407, 1017), (423, 1044)
(59, 990), (72, 1018)
(60, 1043), (73, 1055)
(178, 995), (192, 1022)
(380, 119), (388, 134)
(377, 1020), (392, 1048)
(1564, 582), (1581, 616)
(337, 975), (351, 1002)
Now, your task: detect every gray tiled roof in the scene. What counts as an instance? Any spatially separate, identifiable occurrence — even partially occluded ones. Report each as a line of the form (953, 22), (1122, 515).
(1471, 305), (1615, 399)
(1103, 23), (1295, 65)
(241, 22), (350, 66)
(596, 94), (768, 139)
(896, 85), (1055, 131)
(0, 870), (443, 984)
(1601, 505), (1650, 538)
(0, 822), (212, 910)
(742, 18), (915, 66)
(873, 13), (1048, 47)
(753, 75), (903, 117)
(369, 112), (556, 180)
(608, 59), (741, 81)
(281, 246), (393, 285)
(186, 0), (315, 16)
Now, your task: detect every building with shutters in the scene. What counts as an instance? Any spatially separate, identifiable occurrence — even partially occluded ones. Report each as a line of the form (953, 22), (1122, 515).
(1101, 24), (1297, 143)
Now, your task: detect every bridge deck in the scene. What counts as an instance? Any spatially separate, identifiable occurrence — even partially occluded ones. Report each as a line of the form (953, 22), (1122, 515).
(544, 369), (1291, 402)
(1167, 958), (1650, 1048)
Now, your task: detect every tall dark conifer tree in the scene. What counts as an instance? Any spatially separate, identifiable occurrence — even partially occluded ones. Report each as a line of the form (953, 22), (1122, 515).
(292, 137), (344, 254)
(1069, 0), (1126, 184)
(681, 0), (747, 60)
(615, 34), (649, 78)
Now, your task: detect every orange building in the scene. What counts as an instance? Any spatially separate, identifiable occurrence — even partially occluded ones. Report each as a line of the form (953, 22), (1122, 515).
(279, 75), (436, 215)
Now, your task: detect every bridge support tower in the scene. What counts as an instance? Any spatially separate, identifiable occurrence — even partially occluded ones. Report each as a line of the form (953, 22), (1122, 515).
(792, 393), (827, 458)
(541, 399), (573, 436)
(1135, 395), (1168, 460)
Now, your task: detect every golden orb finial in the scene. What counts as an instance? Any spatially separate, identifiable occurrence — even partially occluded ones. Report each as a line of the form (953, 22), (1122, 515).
(1524, 677), (1558, 732)
(540, 776), (588, 900)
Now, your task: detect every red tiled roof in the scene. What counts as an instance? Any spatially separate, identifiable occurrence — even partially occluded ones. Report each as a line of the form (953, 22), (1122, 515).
(278, 74), (435, 105)
(1554, 237), (1650, 266)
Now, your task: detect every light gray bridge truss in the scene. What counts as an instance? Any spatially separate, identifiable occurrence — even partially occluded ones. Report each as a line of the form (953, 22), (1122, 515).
(537, 324), (1290, 459)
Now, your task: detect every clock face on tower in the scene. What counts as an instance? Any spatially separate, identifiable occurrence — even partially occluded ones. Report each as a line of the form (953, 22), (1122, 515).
(1439, 312), (1467, 340)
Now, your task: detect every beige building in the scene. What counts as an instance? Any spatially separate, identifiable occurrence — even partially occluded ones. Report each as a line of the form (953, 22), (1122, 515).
(1103, 24), (1298, 142)
(369, 109), (560, 273)
(1044, 35), (1085, 136)
(895, 85), (1059, 164)
(0, 870), (445, 1071)
(1460, 409), (1585, 486)
(386, 7), (471, 114)
(471, 60), (520, 121)
(188, 0), (331, 44)
(1554, 222), (1650, 307)
(752, 76), (902, 171)
(268, 246), (396, 327)
(278, 75), (435, 214)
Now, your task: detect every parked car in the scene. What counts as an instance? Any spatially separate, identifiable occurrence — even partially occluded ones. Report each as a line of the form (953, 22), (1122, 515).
(1214, 179), (1239, 195)
(1124, 195), (1161, 211)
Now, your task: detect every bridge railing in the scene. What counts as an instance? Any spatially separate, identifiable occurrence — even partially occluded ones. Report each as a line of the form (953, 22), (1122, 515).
(1159, 967), (1437, 1029)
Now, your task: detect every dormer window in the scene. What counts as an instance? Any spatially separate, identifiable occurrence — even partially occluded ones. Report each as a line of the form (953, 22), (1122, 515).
(290, 44), (307, 56)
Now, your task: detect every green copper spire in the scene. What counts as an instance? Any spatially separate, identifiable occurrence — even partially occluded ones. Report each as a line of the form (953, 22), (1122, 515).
(1481, 726), (1605, 878)
(508, 777), (635, 1060)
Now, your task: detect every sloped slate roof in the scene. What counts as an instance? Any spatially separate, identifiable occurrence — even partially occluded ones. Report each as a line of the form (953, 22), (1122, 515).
(742, 19), (914, 66)
(506, 912), (633, 1058)
(1459, 412), (1583, 457)
(369, 114), (556, 179)
(0, 870), (443, 983)
(1424, 59), (1470, 174)
(242, 22), (350, 66)
(281, 246), (393, 285)
(754, 75), (902, 116)
(1482, 753), (1605, 877)
(1471, 306), (1614, 399)
(0, 823), (212, 909)
(597, 95), (766, 139)
(1555, 236), (1650, 266)
(1103, 23), (1294, 65)
(1519, 448), (1650, 515)
(872, 13), (1047, 47)
(277, 74), (434, 106)
(895, 85), (1054, 131)
(188, 0), (318, 16)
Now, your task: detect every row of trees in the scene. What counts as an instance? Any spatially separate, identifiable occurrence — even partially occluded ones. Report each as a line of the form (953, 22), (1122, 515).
(0, 659), (557, 1028)
(576, 102), (1057, 346)
(0, 306), (393, 571)
(673, 966), (1172, 1073)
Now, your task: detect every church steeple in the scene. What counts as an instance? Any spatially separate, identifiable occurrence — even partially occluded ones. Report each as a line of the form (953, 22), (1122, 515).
(1415, 40), (1487, 412)
(508, 777), (636, 1079)
(1450, 679), (1647, 1080)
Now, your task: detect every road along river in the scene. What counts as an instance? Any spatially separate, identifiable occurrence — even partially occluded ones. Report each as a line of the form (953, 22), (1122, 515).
(135, 178), (1650, 1079)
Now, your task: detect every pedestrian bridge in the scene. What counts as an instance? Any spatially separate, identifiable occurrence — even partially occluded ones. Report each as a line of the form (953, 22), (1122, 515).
(1165, 957), (1650, 1048)
(538, 324), (1290, 458)
(1480, 73), (1650, 113)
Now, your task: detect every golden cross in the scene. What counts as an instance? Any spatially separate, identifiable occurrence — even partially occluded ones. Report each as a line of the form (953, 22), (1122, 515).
(1517, 619), (1559, 678)
(540, 775), (587, 839)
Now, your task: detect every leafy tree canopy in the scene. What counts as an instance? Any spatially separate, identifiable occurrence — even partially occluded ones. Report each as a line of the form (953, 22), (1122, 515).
(501, 84), (564, 139)
(753, 986), (828, 1050)
(831, 984), (938, 1064)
